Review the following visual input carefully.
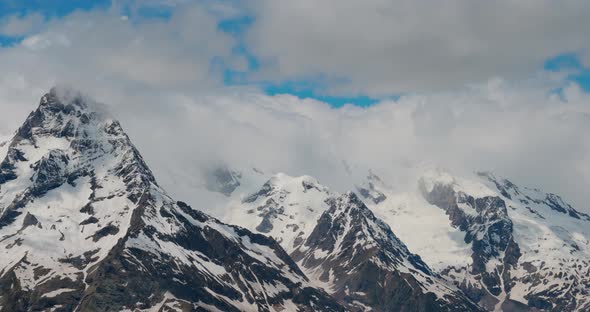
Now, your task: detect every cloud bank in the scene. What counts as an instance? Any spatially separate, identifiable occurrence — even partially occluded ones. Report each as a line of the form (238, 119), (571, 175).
(109, 80), (589, 212)
(245, 0), (590, 95)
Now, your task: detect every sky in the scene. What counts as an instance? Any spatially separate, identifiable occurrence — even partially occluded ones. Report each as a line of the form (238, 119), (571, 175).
(0, 0), (589, 210)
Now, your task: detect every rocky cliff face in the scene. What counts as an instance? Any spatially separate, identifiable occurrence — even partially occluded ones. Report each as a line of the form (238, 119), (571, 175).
(0, 88), (343, 312)
(419, 180), (522, 310)
(397, 169), (590, 311)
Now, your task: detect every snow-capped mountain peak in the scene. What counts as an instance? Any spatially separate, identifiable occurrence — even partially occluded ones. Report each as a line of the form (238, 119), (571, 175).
(3, 88), (588, 311)
(225, 173), (332, 253)
(0, 89), (343, 312)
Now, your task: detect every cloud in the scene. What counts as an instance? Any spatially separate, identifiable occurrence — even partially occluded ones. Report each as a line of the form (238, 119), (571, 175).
(87, 78), (590, 214)
(244, 0), (590, 95)
(0, 2), (240, 131)
(0, 13), (44, 37)
(0, 1), (588, 214)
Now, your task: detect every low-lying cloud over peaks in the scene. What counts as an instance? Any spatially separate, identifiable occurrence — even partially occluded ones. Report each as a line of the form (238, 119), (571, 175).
(0, 1), (588, 212)
(92, 79), (588, 212)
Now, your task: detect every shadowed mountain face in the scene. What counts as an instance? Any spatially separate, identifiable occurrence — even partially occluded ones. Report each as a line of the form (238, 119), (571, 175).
(0, 89), (343, 312)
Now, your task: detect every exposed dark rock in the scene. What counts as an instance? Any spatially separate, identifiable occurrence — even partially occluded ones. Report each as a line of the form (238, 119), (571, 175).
(292, 192), (482, 312)
(0, 90), (345, 312)
(21, 212), (40, 229)
(79, 216), (99, 225)
(420, 180), (521, 307)
(254, 198), (285, 233)
(30, 150), (70, 196)
(242, 180), (273, 203)
(357, 184), (387, 204)
(77, 199), (343, 312)
(89, 224), (119, 242)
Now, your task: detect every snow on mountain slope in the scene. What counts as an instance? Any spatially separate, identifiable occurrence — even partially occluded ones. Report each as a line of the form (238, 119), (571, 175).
(476, 172), (590, 311)
(354, 170), (473, 273)
(159, 164), (272, 221)
(159, 158), (590, 311)
(291, 192), (482, 312)
(359, 167), (590, 311)
(224, 172), (482, 311)
(0, 88), (343, 312)
(224, 173), (333, 253)
(0, 88), (149, 302)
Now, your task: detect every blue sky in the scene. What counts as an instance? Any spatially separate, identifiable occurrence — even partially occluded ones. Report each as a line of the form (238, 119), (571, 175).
(0, 1), (589, 106)
(0, 0), (109, 18)
(544, 53), (590, 92)
(217, 14), (382, 107)
(0, 0), (110, 46)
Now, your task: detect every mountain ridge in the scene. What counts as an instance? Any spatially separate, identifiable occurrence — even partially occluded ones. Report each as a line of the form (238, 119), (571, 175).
(203, 165), (590, 311)
(2, 88), (588, 312)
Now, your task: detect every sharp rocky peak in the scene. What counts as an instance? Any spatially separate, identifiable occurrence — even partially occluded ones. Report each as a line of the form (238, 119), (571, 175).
(19, 88), (107, 138)
(291, 190), (481, 312)
(1, 89), (157, 206)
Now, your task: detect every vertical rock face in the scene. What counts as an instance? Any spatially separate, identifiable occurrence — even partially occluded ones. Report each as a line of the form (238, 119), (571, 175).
(0, 88), (343, 312)
(420, 181), (521, 310)
(414, 171), (590, 311)
(230, 175), (483, 312)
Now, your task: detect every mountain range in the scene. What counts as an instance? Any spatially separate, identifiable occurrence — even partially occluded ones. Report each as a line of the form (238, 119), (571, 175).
(0, 88), (588, 311)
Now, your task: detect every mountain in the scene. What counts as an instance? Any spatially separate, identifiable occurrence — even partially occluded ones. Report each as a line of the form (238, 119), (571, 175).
(362, 168), (590, 311)
(3, 87), (588, 312)
(224, 173), (482, 311)
(0, 88), (343, 312)
(224, 174), (332, 254)
(209, 165), (590, 312)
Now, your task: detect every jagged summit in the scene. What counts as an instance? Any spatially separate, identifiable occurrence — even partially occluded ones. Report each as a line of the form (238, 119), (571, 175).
(0, 89), (343, 312)
(21, 87), (113, 140)
(40, 86), (109, 112)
